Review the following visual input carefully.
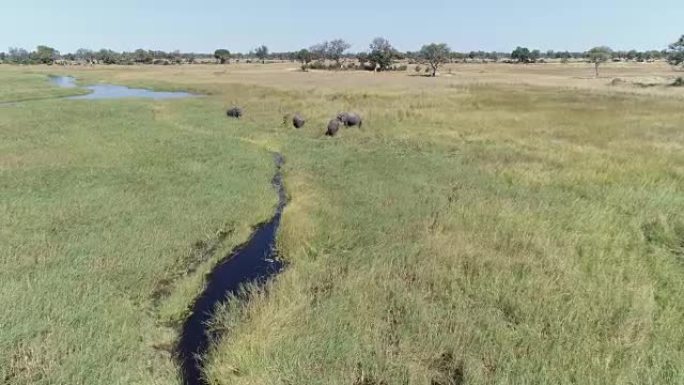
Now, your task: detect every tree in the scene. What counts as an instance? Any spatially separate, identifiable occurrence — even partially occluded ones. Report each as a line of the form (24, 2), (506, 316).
(419, 43), (451, 77)
(309, 41), (329, 61)
(296, 49), (312, 70)
(368, 37), (396, 71)
(327, 39), (351, 68)
(626, 49), (638, 61)
(667, 35), (684, 68)
(450, 52), (466, 63)
(511, 47), (531, 63)
(7, 47), (30, 64)
(95, 49), (120, 64)
(133, 49), (153, 64)
(75, 48), (95, 64)
(355, 52), (369, 69)
(530, 49), (541, 62)
(556, 51), (571, 62)
(33, 45), (59, 64)
(214, 49), (231, 64)
(255, 45), (269, 64)
(587, 46), (612, 77)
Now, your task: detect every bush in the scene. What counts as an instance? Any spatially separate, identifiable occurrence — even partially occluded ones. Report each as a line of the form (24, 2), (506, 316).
(672, 77), (684, 87)
(414, 65), (422, 73)
(308, 61), (326, 70)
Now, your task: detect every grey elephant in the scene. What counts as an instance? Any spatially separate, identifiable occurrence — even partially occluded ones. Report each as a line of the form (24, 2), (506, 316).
(292, 113), (306, 128)
(226, 106), (243, 118)
(326, 119), (341, 136)
(337, 112), (362, 128)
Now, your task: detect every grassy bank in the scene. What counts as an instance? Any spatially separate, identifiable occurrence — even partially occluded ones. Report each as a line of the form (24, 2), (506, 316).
(1, 64), (684, 384)
(0, 72), (89, 103)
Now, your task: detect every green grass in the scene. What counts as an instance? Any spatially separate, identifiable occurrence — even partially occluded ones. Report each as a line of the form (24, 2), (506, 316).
(204, 86), (684, 384)
(0, 72), (277, 384)
(2, 66), (684, 385)
(0, 72), (88, 103)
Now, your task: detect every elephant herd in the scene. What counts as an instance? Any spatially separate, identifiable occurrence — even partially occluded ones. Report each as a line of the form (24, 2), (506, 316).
(226, 106), (362, 137)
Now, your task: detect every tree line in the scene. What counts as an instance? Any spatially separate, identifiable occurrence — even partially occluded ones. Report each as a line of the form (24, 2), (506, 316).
(2, 36), (683, 76)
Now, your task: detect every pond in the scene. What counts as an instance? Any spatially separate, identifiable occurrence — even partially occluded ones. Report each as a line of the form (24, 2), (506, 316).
(49, 75), (198, 100)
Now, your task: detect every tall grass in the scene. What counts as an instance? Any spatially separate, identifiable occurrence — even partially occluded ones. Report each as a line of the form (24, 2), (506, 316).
(1, 64), (683, 385)
(205, 80), (684, 384)
(0, 74), (277, 384)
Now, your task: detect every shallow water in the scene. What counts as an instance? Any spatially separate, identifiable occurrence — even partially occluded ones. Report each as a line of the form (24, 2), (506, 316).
(49, 75), (196, 100)
(177, 153), (287, 385)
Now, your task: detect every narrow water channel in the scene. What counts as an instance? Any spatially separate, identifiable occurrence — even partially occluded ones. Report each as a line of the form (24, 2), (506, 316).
(177, 153), (287, 385)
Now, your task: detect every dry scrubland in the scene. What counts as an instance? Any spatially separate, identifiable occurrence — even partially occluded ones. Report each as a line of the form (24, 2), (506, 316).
(1, 62), (684, 385)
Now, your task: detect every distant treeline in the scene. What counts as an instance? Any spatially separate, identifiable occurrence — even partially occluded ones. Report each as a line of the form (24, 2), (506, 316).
(2, 36), (683, 71)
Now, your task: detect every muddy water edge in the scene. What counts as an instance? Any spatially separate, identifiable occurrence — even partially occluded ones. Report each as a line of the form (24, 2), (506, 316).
(177, 153), (288, 385)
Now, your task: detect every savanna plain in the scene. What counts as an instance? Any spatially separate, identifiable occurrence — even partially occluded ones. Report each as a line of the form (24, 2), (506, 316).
(1, 62), (684, 385)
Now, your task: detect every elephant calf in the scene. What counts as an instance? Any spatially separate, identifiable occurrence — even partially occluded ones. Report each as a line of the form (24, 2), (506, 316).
(292, 113), (306, 128)
(226, 106), (243, 119)
(326, 119), (341, 136)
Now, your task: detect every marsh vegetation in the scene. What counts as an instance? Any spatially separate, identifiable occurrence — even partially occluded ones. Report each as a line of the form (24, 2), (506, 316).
(1, 61), (684, 385)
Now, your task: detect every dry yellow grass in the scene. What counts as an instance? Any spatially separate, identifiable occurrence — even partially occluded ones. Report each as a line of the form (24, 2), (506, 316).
(19, 60), (684, 97)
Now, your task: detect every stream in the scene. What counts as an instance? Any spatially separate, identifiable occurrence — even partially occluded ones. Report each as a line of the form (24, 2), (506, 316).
(177, 153), (288, 385)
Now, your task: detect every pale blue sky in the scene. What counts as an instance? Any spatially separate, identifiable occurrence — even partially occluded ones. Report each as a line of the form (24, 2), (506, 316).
(1, 0), (681, 53)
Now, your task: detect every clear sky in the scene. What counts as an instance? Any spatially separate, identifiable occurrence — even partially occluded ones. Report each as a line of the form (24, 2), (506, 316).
(1, 0), (681, 54)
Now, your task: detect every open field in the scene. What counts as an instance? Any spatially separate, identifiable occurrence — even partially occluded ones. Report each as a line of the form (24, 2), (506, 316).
(1, 62), (684, 385)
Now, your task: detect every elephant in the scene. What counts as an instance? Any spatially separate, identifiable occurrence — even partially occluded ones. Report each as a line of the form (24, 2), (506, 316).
(292, 113), (306, 128)
(226, 106), (243, 118)
(337, 112), (362, 127)
(326, 119), (341, 136)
